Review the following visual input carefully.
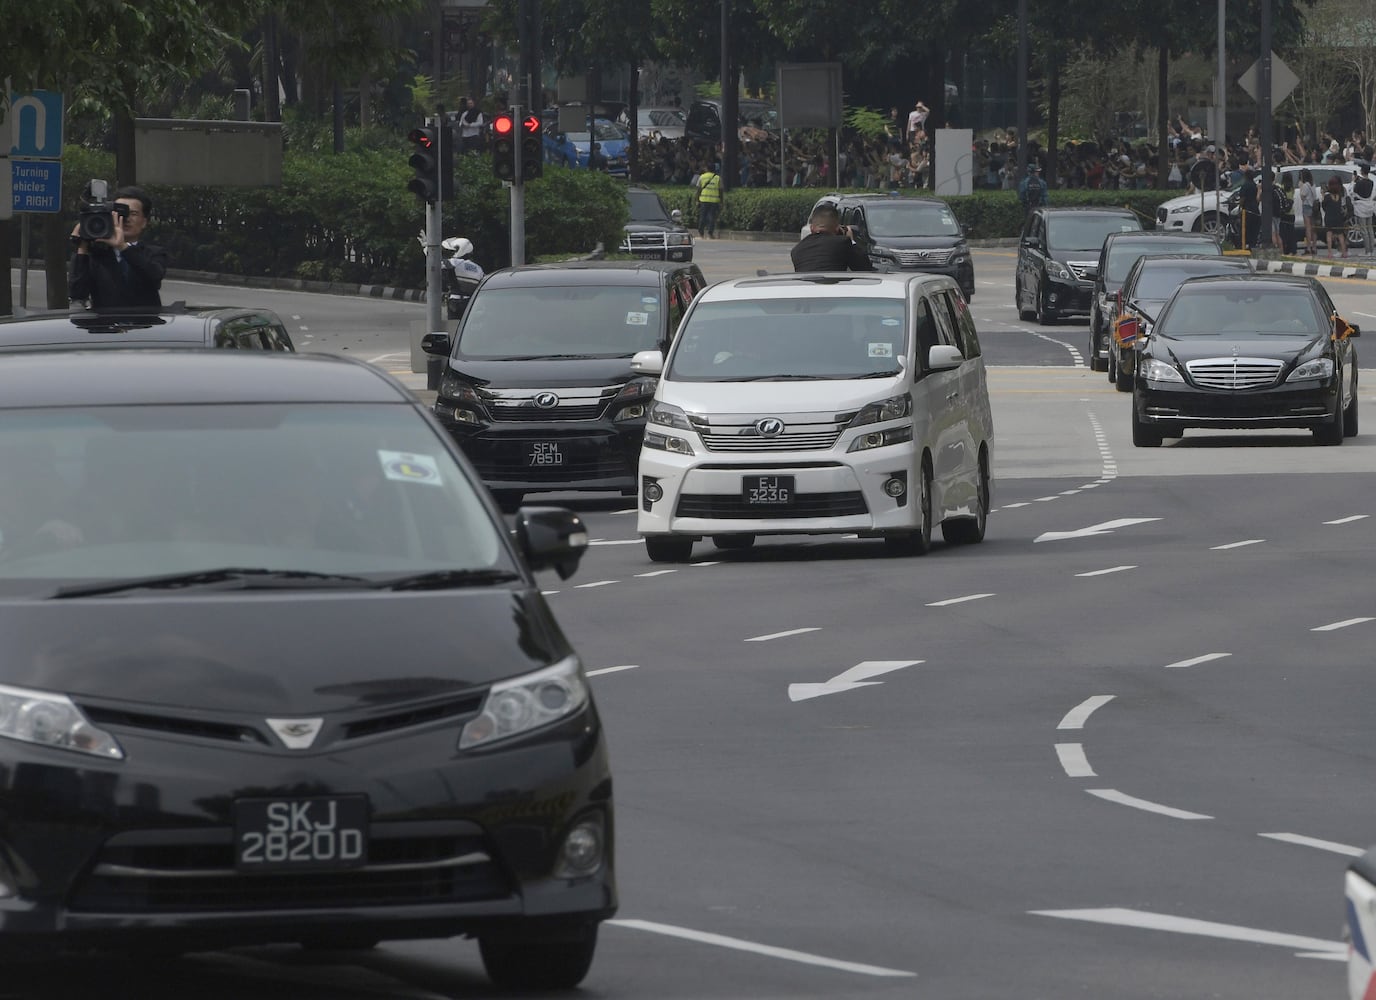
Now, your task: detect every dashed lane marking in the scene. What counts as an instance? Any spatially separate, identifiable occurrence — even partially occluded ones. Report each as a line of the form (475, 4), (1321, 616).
(1211, 539), (1266, 550)
(1258, 832), (1364, 857)
(1164, 652), (1231, 669)
(1085, 788), (1212, 820)
(745, 627), (822, 642)
(1075, 565), (1136, 577)
(1058, 695), (1115, 730)
(1055, 743), (1095, 777)
(1312, 617), (1376, 632)
(1324, 514), (1370, 525)
(586, 664), (640, 678)
(926, 593), (995, 607)
(1028, 908), (1344, 957)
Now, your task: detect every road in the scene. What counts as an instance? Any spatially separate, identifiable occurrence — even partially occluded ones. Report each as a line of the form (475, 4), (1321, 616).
(5, 244), (1375, 998)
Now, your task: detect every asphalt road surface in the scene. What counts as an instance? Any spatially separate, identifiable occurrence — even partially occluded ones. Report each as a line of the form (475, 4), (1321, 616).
(5, 243), (1376, 998)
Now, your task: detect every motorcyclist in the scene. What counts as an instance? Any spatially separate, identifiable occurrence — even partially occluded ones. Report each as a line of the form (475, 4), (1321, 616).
(443, 237), (484, 318)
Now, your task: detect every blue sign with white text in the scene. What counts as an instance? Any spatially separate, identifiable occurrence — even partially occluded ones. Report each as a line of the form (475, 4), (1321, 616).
(11, 160), (62, 213)
(8, 90), (64, 158)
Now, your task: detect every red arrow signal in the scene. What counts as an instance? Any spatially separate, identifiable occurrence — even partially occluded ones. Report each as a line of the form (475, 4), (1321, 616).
(523, 116), (540, 134)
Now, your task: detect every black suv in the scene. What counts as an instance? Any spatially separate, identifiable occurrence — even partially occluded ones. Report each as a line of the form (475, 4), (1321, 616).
(620, 186), (694, 262)
(1015, 207), (1141, 327)
(0, 303), (297, 353)
(684, 98), (778, 143)
(824, 194), (976, 300)
(425, 261), (706, 509)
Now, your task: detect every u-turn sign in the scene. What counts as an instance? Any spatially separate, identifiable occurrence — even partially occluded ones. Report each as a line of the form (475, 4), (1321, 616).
(7, 89), (65, 158)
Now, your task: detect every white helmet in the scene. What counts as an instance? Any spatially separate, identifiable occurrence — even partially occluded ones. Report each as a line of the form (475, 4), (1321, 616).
(441, 236), (475, 258)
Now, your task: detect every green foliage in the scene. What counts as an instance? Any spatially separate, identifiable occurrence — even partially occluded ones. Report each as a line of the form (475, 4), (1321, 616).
(845, 107), (893, 140)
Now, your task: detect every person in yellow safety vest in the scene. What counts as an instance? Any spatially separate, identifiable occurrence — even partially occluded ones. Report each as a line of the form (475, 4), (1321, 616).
(695, 162), (723, 238)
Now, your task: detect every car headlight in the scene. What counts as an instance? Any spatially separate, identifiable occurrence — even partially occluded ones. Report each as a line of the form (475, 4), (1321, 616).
(648, 400), (694, 430)
(0, 684), (124, 760)
(668, 233), (693, 246)
(614, 377), (657, 421)
(643, 430), (695, 454)
(870, 245), (897, 259)
(848, 424), (914, 452)
(848, 394), (911, 427)
(1287, 357), (1334, 382)
(459, 656), (589, 751)
(1141, 358), (1185, 383)
(1046, 260), (1073, 280)
(1169, 206), (1196, 215)
(439, 375), (482, 406)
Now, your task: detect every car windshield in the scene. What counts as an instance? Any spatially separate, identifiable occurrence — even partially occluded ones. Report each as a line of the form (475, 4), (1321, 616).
(458, 285), (663, 358)
(1156, 284), (1325, 338)
(864, 203), (961, 238)
(642, 109), (685, 127)
(1046, 217), (1139, 253)
(741, 105), (778, 130)
(667, 297), (907, 381)
(628, 191), (672, 223)
(1132, 262), (1247, 300)
(1106, 239), (1220, 282)
(0, 404), (507, 594)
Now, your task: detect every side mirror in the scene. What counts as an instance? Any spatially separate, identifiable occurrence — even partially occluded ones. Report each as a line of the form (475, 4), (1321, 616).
(421, 332), (452, 355)
(1020, 235), (1038, 248)
(512, 507), (589, 581)
(1350, 324), (1362, 338)
(671, 208), (683, 223)
(849, 222), (867, 238)
(926, 344), (964, 371)
(631, 348), (664, 375)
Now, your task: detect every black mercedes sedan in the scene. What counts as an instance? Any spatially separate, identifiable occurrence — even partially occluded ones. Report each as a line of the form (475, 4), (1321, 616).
(1131, 274), (1359, 447)
(0, 303), (296, 352)
(0, 351), (613, 989)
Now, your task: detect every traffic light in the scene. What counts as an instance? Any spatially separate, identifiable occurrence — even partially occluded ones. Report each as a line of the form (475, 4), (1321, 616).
(521, 115), (543, 180)
(492, 113), (516, 182)
(407, 126), (439, 202)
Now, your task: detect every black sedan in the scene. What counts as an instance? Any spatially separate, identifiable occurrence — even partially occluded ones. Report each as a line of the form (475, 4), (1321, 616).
(1132, 274), (1359, 446)
(0, 351), (612, 989)
(0, 303), (296, 352)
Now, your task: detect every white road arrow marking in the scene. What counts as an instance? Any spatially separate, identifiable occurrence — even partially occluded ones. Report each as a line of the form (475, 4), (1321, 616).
(788, 660), (921, 702)
(1029, 907), (1345, 957)
(1034, 518), (1161, 543)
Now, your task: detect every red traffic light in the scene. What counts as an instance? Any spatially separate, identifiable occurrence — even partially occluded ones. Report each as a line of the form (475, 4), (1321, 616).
(408, 128), (434, 149)
(493, 115), (514, 136)
(523, 116), (540, 134)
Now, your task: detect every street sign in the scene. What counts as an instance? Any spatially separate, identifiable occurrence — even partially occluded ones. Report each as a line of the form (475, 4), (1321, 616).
(10, 158), (61, 213)
(7, 89), (64, 158)
(1237, 53), (1299, 108)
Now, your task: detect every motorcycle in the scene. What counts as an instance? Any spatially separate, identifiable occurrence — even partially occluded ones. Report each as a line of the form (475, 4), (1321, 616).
(442, 236), (484, 320)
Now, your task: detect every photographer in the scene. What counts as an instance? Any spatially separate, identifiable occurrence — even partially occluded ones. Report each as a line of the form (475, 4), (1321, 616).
(68, 185), (167, 309)
(790, 204), (874, 272)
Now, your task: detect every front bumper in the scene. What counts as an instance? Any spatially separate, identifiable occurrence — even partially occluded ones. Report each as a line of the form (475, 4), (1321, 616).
(1136, 378), (1338, 429)
(0, 708), (615, 953)
(879, 258), (975, 299)
(434, 411), (644, 494)
(1047, 276), (1094, 318)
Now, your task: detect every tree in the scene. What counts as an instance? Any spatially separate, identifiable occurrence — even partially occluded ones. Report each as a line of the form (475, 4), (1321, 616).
(1289, 0), (1375, 140)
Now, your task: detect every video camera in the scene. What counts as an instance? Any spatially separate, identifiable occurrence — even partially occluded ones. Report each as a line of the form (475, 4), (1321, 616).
(75, 180), (129, 242)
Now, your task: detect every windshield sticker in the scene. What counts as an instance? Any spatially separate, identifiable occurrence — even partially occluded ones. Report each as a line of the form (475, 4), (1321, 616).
(868, 342), (895, 357)
(626, 311), (650, 325)
(881, 317), (901, 326)
(378, 450), (442, 486)
(642, 296), (658, 305)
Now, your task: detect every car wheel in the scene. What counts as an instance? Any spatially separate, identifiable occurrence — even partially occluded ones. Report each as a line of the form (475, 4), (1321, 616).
(1344, 378), (1359, 437)
(1117, 361), (1135, 393)
(1198, 212), (1225, 238)
(1087, 318), (1107, 372)
(712, 534), (756, 550)
(1107, 344), (1118, 383)
(1314, 395), (1345, 446)
(645, 535), (694, 562)
(479, 926), (598, 991)
(1131, 399), (1163, 447)
(885, 461), (933, 556)
(1015, 280), (1036, 321)
(941, 449), (988, 545)
(1036, 286), (1058, 326)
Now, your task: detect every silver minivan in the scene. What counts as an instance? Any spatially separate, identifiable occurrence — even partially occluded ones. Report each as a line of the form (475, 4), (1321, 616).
(633, 272), (994, 563)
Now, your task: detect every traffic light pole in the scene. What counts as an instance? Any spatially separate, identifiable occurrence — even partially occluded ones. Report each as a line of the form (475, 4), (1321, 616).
(425, 114), (445, 336)
(510, 103), (525, 267)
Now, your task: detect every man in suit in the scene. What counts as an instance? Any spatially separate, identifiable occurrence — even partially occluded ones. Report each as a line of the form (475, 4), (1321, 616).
(69, 186), (167, 309)
(790, 204), (874, 272)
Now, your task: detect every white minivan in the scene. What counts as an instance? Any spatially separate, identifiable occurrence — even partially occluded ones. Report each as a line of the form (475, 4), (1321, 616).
(633, 272), (994, 563)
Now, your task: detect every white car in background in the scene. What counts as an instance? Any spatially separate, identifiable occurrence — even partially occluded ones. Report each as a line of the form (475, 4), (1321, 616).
(1346, 848), (1376, 998)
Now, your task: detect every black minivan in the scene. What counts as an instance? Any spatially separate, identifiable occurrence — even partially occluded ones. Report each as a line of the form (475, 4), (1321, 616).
(426, 260), (706, 509)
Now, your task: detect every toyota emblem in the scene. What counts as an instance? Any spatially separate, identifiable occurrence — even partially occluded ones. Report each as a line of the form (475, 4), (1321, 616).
(534, 392), (560, 408)
(755, 417), (785, 436)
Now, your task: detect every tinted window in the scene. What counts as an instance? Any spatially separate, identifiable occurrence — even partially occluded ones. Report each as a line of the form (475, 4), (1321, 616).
(459, 285), (664, 358)
(863, 203), (961, 238)
(1046, 216), (1140, 253)
(1132, 262), (1247, 300)
(937, 290), (982, 358)
(628, 191), (672, 222)
(1157, 284), (1326, 337)
(1106, 238), (1221, 282)
(668, 297), (907, 381)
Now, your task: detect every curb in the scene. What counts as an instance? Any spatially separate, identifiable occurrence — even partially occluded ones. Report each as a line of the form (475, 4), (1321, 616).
(1253, 257), (1376, 281)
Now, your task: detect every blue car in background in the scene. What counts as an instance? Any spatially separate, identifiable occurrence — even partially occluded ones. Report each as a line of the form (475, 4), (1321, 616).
(543, 117), (631, 177)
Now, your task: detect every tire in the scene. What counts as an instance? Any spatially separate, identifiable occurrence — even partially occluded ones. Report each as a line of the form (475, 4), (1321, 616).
(1314, 395), (1345, 446)
(1131, 400), (1163, 447)
(1344, 377), (1359, 437)
(1107, 345), (1118, 383)
(712, 534), (756, 550)
(1117, 363), (1135, 393)
(645, 535), (694, 562)
(941, 450), (988, 545)
(1016, 280), (1036, 321)
(480, 926), (598, 991)
(1087, 318), (1107, 372)
(884, 461), (933, 556)
(1197, 212), (1226, 239)
(1036, 285), (1058, 326)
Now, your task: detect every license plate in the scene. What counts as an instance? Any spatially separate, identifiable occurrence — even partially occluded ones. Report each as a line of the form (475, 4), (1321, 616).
(233, 796), (368, 872)
(743, 475), (794, 505)
(631, 249), (662, 259)
(529, 441), (564, 466)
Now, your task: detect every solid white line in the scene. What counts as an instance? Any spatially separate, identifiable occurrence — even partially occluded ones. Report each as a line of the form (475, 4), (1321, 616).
(541, 590), (559, 596)
(1211, 539), (1265, 550)
(926, 593), (995, 607)
(1076, 565), (1136, 577)
(745, 627), (822, 642)
(1258, 832), (1364, 857)
(606, 919), (917, 977)
(1002, 502), (1031, 508)
(1034, 496), (1059, 502)
(1324, 514), (1370, 525)
(1164, 652), (1232, 669)
(586, 664), (640, 678)
(692, 561), (722, 567)
(574, 580), (619, 589)
(1028, 908), (1344, 954)
(588, 539), (642, 546)
(1058, 695), (1115, 730)
(1312, 617), (1376, 632)
(1055, 743), (1095, 777)
(635, 570), (677, 578)
(1086, 788), (1212, 820)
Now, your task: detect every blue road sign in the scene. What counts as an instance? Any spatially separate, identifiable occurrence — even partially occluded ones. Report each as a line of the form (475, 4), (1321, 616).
(11, 159), (62, 213)
(8, 90), (64, 158)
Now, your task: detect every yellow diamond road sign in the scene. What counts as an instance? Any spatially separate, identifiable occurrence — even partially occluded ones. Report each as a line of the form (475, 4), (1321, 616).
(1238, 53), (1299, 108)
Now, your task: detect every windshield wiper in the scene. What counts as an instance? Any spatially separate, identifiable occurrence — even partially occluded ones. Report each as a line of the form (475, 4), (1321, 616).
(52, 568), (375, 599)
(377, 568), (522, 591)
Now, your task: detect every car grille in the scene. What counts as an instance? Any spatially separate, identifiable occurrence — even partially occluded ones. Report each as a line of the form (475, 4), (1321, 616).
(622, 232), (673, 251)
(894, 248), (954, 266)
(68, 822), (508, 914)
(677, 491), (868, 519)
(472, 435), (633, 483)
(485, 387), (615, 422)
(693, 416), (844, 453)
(1067, 261), (1097, 281)
(1185, 357), (1285, 390)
